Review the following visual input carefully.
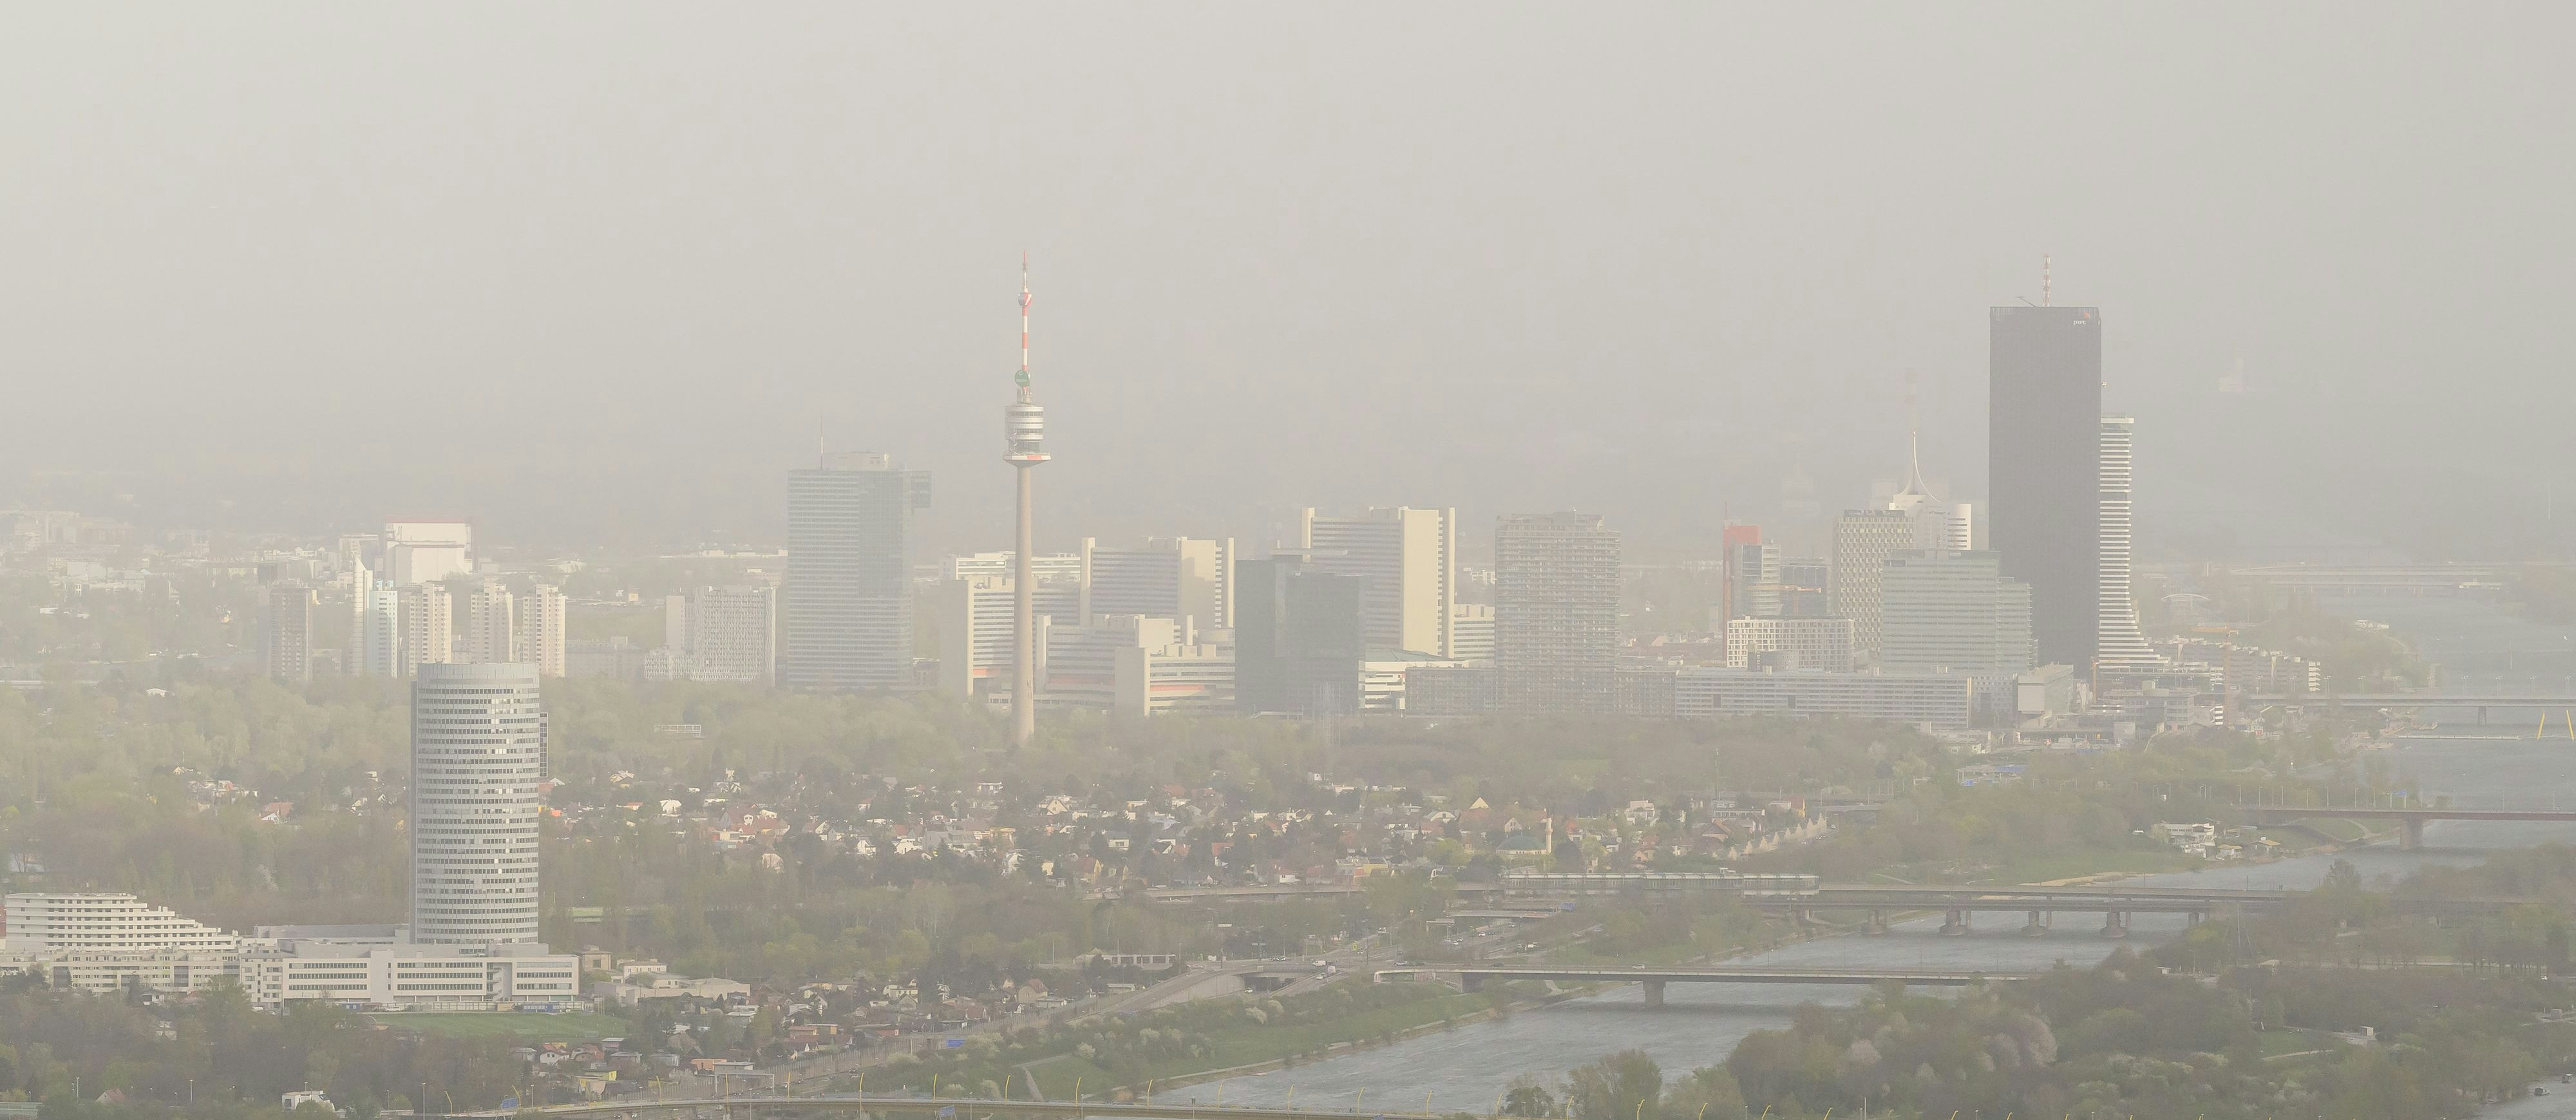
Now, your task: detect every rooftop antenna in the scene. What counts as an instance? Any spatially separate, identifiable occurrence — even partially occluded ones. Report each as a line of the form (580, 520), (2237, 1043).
(2042, 254), (2052, 307)
(1017, 251), (1033, 399)
(817, 418), (826, 468)
(1902, 371), (1926, 494)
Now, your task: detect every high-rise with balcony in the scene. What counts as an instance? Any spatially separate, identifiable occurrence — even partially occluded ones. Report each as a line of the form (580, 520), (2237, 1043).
(520, 584), (567, 676)
(783, 452), (932, 690)
(1495, 512), (1620, 712)
(400, 582), (454, 675)
(1300, 507), (1457, 657)
(1989, 304), (2103, 666)
(464, 582), (515, 665)
(2096, 415), (2159, 667)
(263, 582), (316, 683)
(410, 663), (544, 945)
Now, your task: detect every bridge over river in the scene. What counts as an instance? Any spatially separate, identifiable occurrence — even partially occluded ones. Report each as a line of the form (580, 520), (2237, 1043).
(1367, 965), (2023, 1007)
(2240, 804), (2576, 848)
(454, 1096), (1479, 1120)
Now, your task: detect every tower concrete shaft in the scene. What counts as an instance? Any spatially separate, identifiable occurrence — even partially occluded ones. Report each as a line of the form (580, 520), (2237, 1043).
(1012, 460), (1036, 743)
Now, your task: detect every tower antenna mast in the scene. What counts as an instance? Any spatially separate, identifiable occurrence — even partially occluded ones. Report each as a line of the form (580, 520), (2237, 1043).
(2042, 254), (2052, 307)
(1018, 251), (1033, 397)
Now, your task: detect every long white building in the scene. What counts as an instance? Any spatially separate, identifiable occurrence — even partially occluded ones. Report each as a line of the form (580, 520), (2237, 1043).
(410, 663), (545, 945)
(3, 893), (239, 954)
(241, 939), (578, 1011)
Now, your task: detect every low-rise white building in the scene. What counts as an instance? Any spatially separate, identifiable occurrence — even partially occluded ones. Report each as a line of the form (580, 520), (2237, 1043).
(241, 940), (581, 1010)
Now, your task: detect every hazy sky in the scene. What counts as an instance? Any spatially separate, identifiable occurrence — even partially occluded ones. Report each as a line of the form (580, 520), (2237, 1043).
(4, 6), (2570, 560)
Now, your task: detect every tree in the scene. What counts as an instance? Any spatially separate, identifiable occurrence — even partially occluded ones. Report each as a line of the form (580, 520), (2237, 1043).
(1562, 1050), (1660, 1120)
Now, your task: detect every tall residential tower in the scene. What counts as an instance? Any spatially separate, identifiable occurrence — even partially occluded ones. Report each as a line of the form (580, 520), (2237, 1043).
(2095, 415), (2159, 667)
(1495, 512), (1620, 712)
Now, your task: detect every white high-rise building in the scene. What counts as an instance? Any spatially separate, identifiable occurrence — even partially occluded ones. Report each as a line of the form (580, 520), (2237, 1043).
(399, 582), (453, 676)
(520, 584), (567, 676)
(1300, 507), (1457, 657)
(464, 582), (516, 664)
(2096, 416), (2159, 668)
(357, 580), (402, 678)
(933, 574), (1079, 698)
(410, 663), (544, 945)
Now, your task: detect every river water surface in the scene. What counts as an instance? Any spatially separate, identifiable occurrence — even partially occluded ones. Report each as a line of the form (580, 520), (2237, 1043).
(1189, 598), (2576, 1113)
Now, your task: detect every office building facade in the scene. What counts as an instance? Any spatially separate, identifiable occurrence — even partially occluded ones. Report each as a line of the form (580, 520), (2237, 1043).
(1877, 550), (2034, 710)
(686, 585), (778, 684)
(1829, 509), (1913, 659)
(1722, 616), (1858, 672)
(1235, 555), (1367, 716)
(782, 452), (931, 690)
(1300, 507), (1457, 657)
(1081, 536), (1235, 633)
(1989, 305), (2103, 665)
(1495, 512), (1620, 712)
(410, 663), (544, 945)
(1448, 603), (1495, 662)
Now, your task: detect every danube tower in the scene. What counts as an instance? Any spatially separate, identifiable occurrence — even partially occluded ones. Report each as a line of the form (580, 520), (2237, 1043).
(1003, 256), (1048, 745)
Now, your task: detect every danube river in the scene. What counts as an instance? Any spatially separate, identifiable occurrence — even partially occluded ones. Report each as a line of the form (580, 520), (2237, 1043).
(1189, 597), (2576, 1113)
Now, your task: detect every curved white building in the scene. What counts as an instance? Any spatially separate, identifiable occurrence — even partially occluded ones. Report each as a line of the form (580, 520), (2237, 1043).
(2096, 415), (2161, 667)
(410, 662), (544, 944)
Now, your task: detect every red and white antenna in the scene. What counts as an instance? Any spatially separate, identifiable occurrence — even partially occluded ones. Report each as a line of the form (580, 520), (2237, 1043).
(2041, 253), (2052, 307)
(1016, 251), (1033, 399)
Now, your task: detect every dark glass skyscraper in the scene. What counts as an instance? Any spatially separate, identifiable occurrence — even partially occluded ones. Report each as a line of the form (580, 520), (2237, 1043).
(1987, 305), (2101, 667)
(1235, 555), (1365, 716)
(782, 452), (932, 690)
